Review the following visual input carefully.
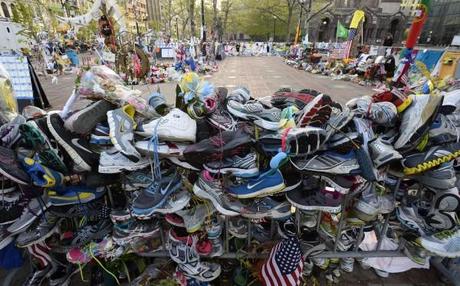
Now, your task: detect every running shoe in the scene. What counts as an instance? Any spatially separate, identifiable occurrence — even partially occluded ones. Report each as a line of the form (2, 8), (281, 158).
(271, 88), (317, 109)
(394, 94), (442, 152)
(16, 213), (61, 247)
(291, 150), (360, 174)
(137, 108), (197, 142)
(428, 113), (460, 144)
(296, 94), (333, 128)
(0, 145), (30, 185)
(227, 87), (250, 103)
(227, 100), (281, 131)
(203, 153), (259, 177)
(286, 187), (343, 213)
(346, 96), (397, 127)
(354, 194), (395, 221)
(193, 171), (243, 216)
(64, 100), (115, 134)
(371, 89), (412, 113)
(0, 225), (13, 250)
(155, 189), (191, 214)
(135, 141), (187, 158)
(0, 115), (24, 148)
(228, 218), (248, 238)
(368, 137), (403, 168)
(113, 219), (160, 244)
(132, 172), (182, 217)
(241, 197), (291, 219)
(22, 157), (64, 188)
(402, 142), (460, 175)
(207, 108), (237, 131)
(420, 229), (460, 258)
(107, 104), (140, 160)
(23, 262), (55, 286)
(177, 204), (215, 233)
(48, 186), (106, 206)
(99, 150), (150, 173)
(71, 219), (112, 247)
(47, 113), (99, 171)
(227, 169), (286, 199)
(415, 161), (457, 190)
(183, 128), (252, 165)
(439, 89), (460, 115)
(7, 194), (50, 234)
(0, 192), (22, 225)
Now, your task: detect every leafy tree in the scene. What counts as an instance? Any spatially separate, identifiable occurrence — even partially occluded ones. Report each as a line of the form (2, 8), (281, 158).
(11, 0), (41, 42)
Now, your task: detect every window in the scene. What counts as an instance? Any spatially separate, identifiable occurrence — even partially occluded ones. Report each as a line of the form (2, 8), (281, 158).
(1, 2), (10, 18)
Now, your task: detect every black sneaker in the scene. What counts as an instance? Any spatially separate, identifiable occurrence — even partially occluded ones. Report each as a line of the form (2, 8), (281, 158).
(64, 100), (115, 135)
(0, 225), (13, 250)
(0, 146), (30, 185)
(23, 262), (55, 286)
(71, 219), (112, 247)
(0, 197), (24, 225)
(47, 113), (99, 172)
(183, 128), (253, 165)
(49, 264), (79, 286)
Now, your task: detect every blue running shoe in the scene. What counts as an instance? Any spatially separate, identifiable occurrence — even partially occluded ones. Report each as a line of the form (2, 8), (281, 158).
(48, 186), (106, 206)
(22, 157), (64, 188)
(132, 172), (182, 217)
(227, 169), (286, 199)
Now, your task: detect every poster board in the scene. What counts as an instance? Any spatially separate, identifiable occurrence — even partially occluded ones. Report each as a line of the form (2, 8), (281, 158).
(0, 55), (33, 100)
(161, 48), (175, 58)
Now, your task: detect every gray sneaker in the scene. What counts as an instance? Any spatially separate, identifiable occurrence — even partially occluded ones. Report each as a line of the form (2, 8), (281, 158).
(241, 197), (291, 219)
(428, 113), (460, 144)
(107, 105), (140, 160)
(16, 213), (61, 247)
(291, 150), (360, 174)
(177, 204), (215, 233)
(227, 100), (281, 131)
(71, 219), (112, 246)
(7, 195), (51, 234)
(204, 153), (259, 177)
(228, 218), (248, 238)
(193, 171), (243, 216)
(99, 150), (149, 173)
(415, 162), (457, 190)
(395, 94), (443, 151)
(64, 100), (114, 134)
(368, 137), (402, 168)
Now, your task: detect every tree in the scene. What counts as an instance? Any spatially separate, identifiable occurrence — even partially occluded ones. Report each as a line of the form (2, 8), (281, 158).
(221, 0), (233, 39)
(188, 0), (196, 37)
(285, 0), (298, 42)
(212, 0), (217, 37)
(11, 0), (41, 42)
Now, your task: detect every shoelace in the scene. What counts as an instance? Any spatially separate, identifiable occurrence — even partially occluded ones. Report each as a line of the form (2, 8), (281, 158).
(147, 119), (163, 183)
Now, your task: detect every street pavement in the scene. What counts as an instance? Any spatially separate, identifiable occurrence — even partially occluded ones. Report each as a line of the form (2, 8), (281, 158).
(39, 56), (373, 110)
(0, 56), (446, 285)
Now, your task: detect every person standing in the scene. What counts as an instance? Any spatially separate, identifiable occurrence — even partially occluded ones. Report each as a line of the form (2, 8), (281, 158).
(383, 33), (393, 47)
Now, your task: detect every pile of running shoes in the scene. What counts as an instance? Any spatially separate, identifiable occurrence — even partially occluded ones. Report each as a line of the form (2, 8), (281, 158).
(0, 66), (460, 285)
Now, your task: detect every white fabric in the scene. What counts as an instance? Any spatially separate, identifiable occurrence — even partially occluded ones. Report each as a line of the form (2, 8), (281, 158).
(359, 231), (430, 273)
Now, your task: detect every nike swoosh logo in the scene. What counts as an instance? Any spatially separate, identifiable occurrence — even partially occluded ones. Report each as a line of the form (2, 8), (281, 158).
(71, 138), (93, 153)
(247, 180), (264, 190)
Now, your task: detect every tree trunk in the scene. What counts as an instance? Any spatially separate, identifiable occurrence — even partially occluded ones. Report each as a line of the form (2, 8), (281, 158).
(212, 0), (217, 38)
(285, 0), (295, 42)
(189, 0), (196, 37)
(222, 0), (232, 41)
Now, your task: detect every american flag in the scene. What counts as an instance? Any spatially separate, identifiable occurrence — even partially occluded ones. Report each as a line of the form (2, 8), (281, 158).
(343, 28), (357, 58)
(260, 236), (304, 286)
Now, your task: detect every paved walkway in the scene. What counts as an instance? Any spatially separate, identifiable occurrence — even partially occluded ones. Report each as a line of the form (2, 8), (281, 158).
(39, 56), (373, 109)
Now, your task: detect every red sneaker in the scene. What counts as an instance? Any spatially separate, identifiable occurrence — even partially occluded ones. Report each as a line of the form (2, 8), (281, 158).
(271, 88), (318, 109)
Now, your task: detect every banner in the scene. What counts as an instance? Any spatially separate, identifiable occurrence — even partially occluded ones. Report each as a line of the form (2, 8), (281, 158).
(336, 21), (348, 39)
(349, 10), (365, 29)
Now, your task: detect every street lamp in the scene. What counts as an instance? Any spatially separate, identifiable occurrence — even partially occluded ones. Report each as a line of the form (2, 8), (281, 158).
(273, 15), (277, 42)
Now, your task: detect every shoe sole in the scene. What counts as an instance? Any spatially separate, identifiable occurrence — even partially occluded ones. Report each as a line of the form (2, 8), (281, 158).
(168, 157), (200, 171)
(0, 166), (29, 185)
(17, 221), (61, 248)
(65, 100), (114, 134)
(288, 128), (326, 155)
(164, 218), (185, 228)
(435, 193), (460, 212)
(229, 182), (286, 199)
(98, 160), (150, 173)
(226, 104), (279, 131)
(46, 114), (92, 171)
(113, 229), (159, 244)
(193, 185), (239, 216)
(203, 165), (259, 178)
(420, 240), (460, 258)
(207, 117), (234, 131)
(296, 95), (325, 127)
(106, 111), (140, 161)
(241, 206), (291, 219)
(373, 153), (403, 168)
(286, 196), (342, 213)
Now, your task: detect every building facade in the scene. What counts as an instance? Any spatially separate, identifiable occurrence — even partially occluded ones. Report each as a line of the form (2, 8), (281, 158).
(420, 0), (460, 45)
(0, 0), (14, 19)
(122, 0), (148, 33)
(146, 0), (161, 27)
(307, 0), (408, 45)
